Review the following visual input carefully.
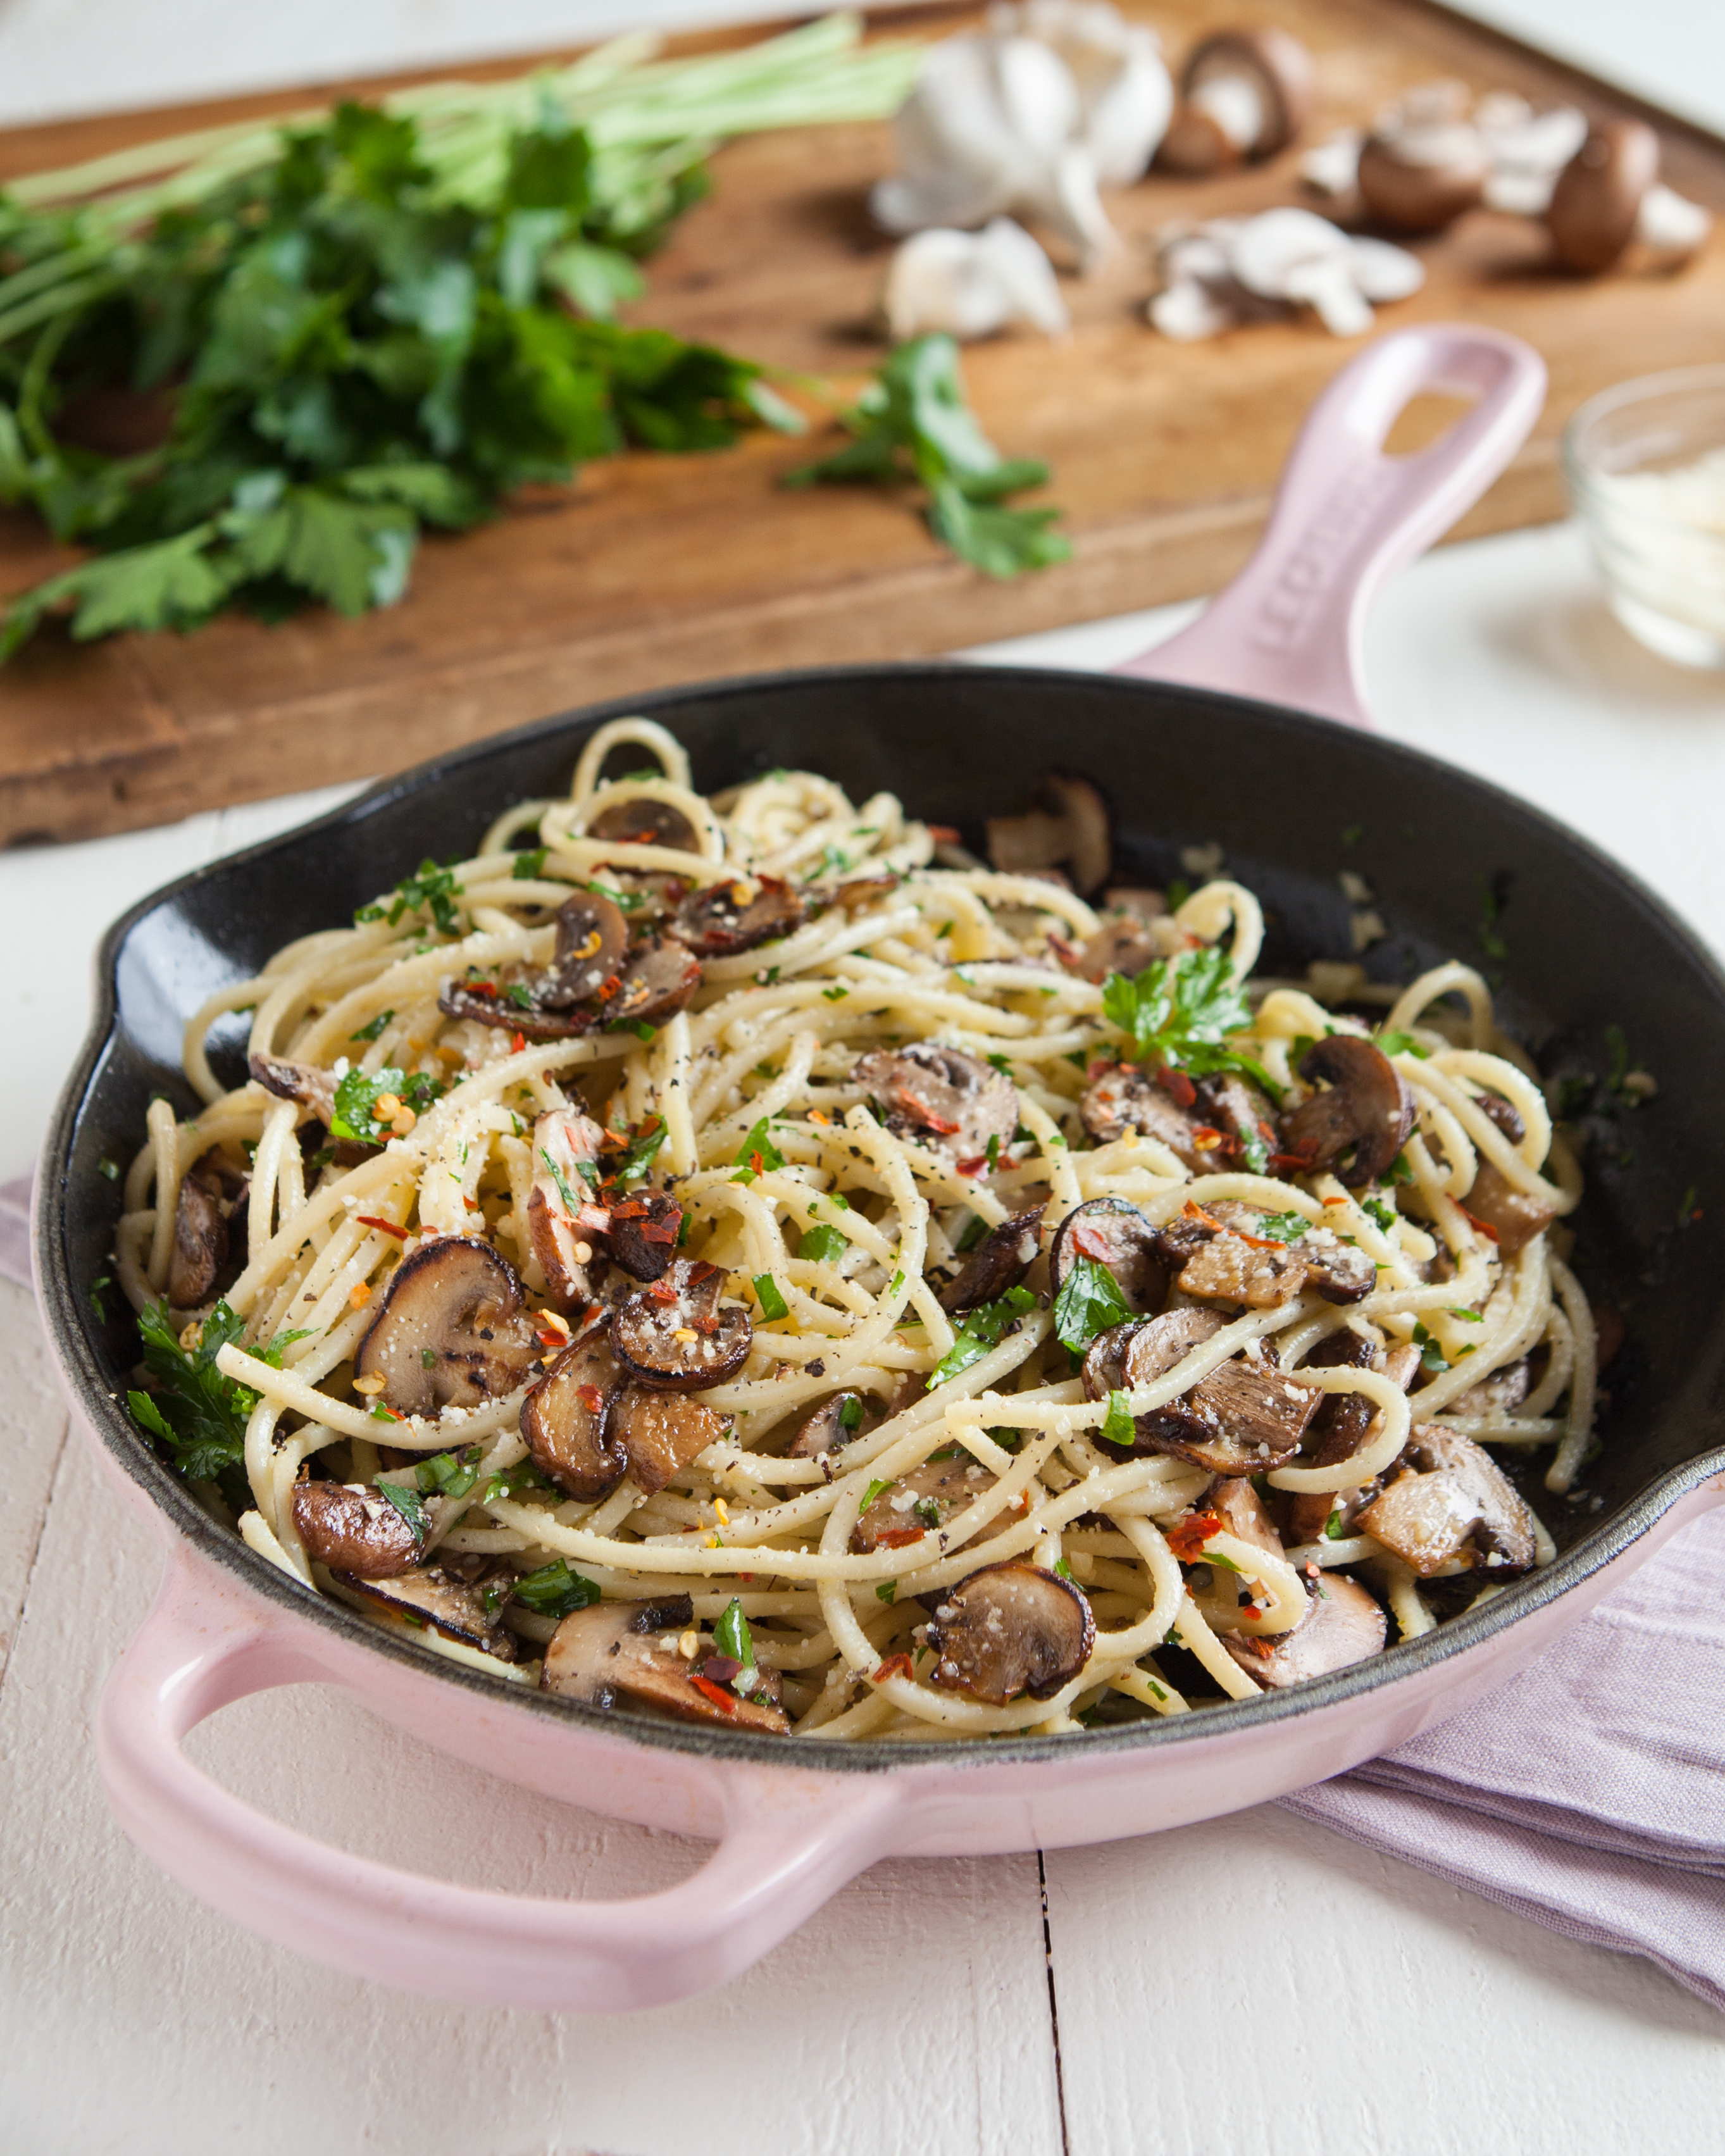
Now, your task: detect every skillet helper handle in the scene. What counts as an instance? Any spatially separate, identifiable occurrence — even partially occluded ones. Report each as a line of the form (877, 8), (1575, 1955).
(96, 1554), (900, 2010)
(1114, 323), (1547, 728)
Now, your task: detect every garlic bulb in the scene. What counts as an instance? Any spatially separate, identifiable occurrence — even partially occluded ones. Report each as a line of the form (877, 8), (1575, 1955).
(1149, 208), (1424, 340)
(871, 2), (1173, 273)
(883, 218), (1070, 342)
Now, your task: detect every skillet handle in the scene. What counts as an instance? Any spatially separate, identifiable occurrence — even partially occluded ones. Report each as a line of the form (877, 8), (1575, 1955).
(1114, 323), (1547, 727)
(96, 1552), (901, 2010)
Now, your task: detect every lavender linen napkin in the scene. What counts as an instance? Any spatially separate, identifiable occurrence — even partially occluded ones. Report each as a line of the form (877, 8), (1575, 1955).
(6, 1169), (1721, 2005)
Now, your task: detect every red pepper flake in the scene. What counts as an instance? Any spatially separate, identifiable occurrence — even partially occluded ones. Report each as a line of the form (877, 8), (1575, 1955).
(876, 1527), (925, 1548)
(688, 1673), (737, 1714)
(748, 1152), (765, 1175)
(686, 1259), (719, 1285)
(926, 825), (962, 844)
(1269, 1152), (1319, 1175)
(1459, 1206), (1501, 1244)
(956, 1154), (988, 1178)
(356, 1215), (408, 1240)
(510, 1031), (526, 1054)
(1156, 1066), (1198, 1109)
(641, 1215), (681, 1245)
(872, 1653), (914, 1684)
(371, 1402), (404, 1424)
(1046, 933), (1082, 969)
(1166, 1511), (1223, 1563)
(574, 1205), (611, 1235)
(469, 981), (497, 998)
(1089, 1059), (1114, 1080)
(649, 1278), (679, 1304)
(1322, 1195), (1348, 1207)
(1246, 1636), (1274, 1659)
(1181, 1199), (1224, 1231)
(576, 1384), (604, 1412)
(1257, 1119), (1278, 1143)
(611, 1198), (649, 1219)
(1071, 1224), (1116, 1262)
(597, 976), (620, 1001)
(895, 1087), (960, 1135)
(463, 1195), (480, 1211)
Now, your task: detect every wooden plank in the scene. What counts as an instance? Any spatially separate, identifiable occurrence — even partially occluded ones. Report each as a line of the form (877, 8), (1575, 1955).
(2, 0), (1723, 844)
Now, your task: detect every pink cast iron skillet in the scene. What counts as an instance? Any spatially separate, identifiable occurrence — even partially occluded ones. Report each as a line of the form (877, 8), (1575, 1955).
(35, 325), (1725, 2009)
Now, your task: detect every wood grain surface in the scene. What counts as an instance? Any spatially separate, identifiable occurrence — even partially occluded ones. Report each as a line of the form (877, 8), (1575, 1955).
(2, 0), (1723, 847)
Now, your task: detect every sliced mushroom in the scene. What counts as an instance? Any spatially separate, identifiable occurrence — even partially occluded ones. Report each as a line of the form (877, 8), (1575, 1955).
(851, 1450), (1003, 1554)
(438, 978), (593, 1040)
(673, 876), (809, 957)
(984, 773), (1111, 897)
(787, 1391), (869, 1460)
(1208, 1473), (1288, 1569)
(292, 1478), (425, 1576)
(1080, 1063), (1202, 1166)
(1281, 1329), (1419, 1542)
(609, 935), (704, 1025)
(1224, 1573), (1386, 1689)
(1475, 1090), (1526, 1143)
(925, 1562), (1095, 1705)
(1128, 1314), (1322, 1474)
(587, 797), (700, 853)
(1548, 119), (1711, 273)
(249, 1054), (338, 1123)
(1464, 1162), (1557, 1257)
(606, 1192), (685, 1282)
(1080, 1304), (1223, 1451)
(1193, 1069), (1277, 1156)
(941, 1202), (1046, 1313)
(541, 1594), (790, 1733)
(521, 1326), (628, 1500)
(830, 873), (902, 913)
(854, 1042), (1019, 1171)
(339, 1563), (517, 1661)
(1050, 1195), (1170, 1317)
(353, 1237), (540, 1418)
(1358, 1424), (1538, 1576)
(1158, 25), (1312, 175)
(1176, 1227), (1308, 1311)
(1280, 1035), (1414, 1187)
(1452, 1354), (1533, 1418)
(1293, 1227), (1377, 1305)
(526, 1107), (607, 1305)
(610, 1259), (752, 1391)
(609, 1385), (724, 1496)
(1068, 906), (1171, 983)
(1355, 82), (1490, 234)
(542, 890), (630, 1007)
(168, 1154), (230, 1308)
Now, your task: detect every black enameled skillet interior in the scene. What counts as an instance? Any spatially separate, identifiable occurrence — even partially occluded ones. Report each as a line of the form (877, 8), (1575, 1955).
(37, 663), (1725, 1769)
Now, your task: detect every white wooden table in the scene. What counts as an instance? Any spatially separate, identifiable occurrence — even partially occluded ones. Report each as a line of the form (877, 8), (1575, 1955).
(3, 519), (1724, 2154)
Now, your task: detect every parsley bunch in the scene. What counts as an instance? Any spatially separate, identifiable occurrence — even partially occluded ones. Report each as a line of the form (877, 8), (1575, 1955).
(1101, 946), (1279, 1098)
(786, 333), (1070, 579)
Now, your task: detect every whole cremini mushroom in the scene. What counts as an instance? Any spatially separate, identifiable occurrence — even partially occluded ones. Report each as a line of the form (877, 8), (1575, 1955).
(1157, 27), (1312, 177)
(1547, 119), (1712, 273)
(1356, 82), (1491, 234)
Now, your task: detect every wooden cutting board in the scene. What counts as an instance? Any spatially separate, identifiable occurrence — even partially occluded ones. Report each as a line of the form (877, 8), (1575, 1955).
(3, 0), (1722, 845)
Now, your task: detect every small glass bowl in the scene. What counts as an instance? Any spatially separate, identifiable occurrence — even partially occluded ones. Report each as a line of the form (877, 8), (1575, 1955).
(1563, 365), (1725, 670)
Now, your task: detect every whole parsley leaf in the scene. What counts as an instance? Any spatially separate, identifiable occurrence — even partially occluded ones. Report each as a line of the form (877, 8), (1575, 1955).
(931, 1283), (1037, 1386)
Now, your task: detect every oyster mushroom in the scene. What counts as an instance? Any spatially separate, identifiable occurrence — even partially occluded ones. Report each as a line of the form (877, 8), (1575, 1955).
(1547, 119), (1711, 273)
(940, 1202), (1047, 1312)
(610, 1259), (753, 1390)
(984, 772), (1111, 895)
(673, 876), (808, 957)
(925, 1562), (1095, 1705)
(521, 1326), (629, 1499)
(851, 1450), (1004, 1554)
(1080, 1062), (1202, 1164)
(1224, 1572), (1386, 1689)
(526, 1107), (607, 1305)
(168, 1154), (234, 1309)
(340, 1563), (518, 1661)
(352, 1237), (540, 1418)
(586, 797), (699, 852)
(292, 1478), (425, 1577)
(1050, 1195), (1170, 1316)
(609, 935), (704, 1025)
(854, 1042), (1019, 1171)
(1157, 25), (1312, 175)
(1280, 1035), (1414, 1187)
(884, 218), (1069, 342)
(542, 1594), (790, 1733)
(1355, 81), (1490, 234)
(608, 1386), (725, 1496)
(606, 1192), (685, 1283)
(1358, 1424), (1538, 1576)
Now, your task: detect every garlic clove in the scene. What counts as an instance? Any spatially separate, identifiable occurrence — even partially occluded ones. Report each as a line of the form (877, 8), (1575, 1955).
(1300, 127), (1363, 199)
(1002, 0), (1174, 184)
(1149, 278), (1237, 341)
(884, 218), (1070, 342)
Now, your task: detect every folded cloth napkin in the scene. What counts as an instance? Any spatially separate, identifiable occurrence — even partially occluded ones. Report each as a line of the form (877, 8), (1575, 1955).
(6, 1168), (1721, 2007)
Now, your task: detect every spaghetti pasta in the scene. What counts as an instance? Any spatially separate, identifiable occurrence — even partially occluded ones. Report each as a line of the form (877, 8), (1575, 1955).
(113, 720), (1597, 1740)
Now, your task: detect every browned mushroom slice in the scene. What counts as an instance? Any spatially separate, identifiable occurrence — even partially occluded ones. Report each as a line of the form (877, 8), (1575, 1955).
(527, 1106), (607, 1305)
(292, 1478), (425, 1577)
(1128, 1317), (1321, 1474)
(984, 774), (1112, 898)
(610, 1259), (752, 1391)
(1080, 1063), (1202, 1166)
(542, 890), (630, 1007)
(338, 1564), (518, 1661)
(1065, 906), (1168, 983)
(1224, 1574), (1386, 1690)
(829, 874), (900, 912)
(521, 1327), (628, 1499)
(587, 797), (699, 852)
(1207, 1473), (1288, 1568)
(1358, 1425), (1538, 1577)
(605, 1193), (684, 1282)
(168, 1155), (230, 1308)
(925, 1563), (1095, 1705)
(673, 876), (808, 957)
(854, 1042), (1018, 1170)
(1452, 1355), (1533, 1418)
(787, 1391), (868, 1460)
(353, 1237), (540, 1418)
(1050, 1197), (1169, 1316)
(1193, 1070), (1277, 1156)
(1295, 1229), (1376, 1305)
(609, 935), (703, 1025)
(1080, 1306), (1224, 1456)
(1464, 1162), (1557, 1257)
(941, 1203), (1046, 1314)
(609, 1385), (723, 1496)
(541, 1595), (790, 1733)
(1176, 1228), (1307, 1310)
(438, 980), (594, 1040)
(249, 1054), (338, 1123)
(1476, 1091), (1526, 1143)
(1280, 1036), (1415, 1187)
(850, 1451), (1003, 1554)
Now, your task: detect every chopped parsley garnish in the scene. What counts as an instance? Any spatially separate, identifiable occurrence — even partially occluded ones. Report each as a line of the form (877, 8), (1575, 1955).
(1375, 1030), (1429, 1058)
(375, 1479), (430, 1538)
(839, 1395), (864, 1431)
(730, 1115), (785, 1184)
(1100, 945), (1280, 1099)
(416, 1447), (482, 1499)
(1362, 1197), (1397, 1233)
(956, 1212), (988, 1253)
(986, 1052), (1014, 1075)
(125, 1299), (306, 1500)
(753, 1274), (790, 1321)
(608, 1017), (657, 1041)
(821, 985), (849, 1002)
(355, 857), (463, 937)
(1411, 1321), (1448, 1373)
(88, 1274), (113, 1319)
(861, 1478), (892, 1510)
(798, 1223), (848, 1265)
(913, 1496), (942, 1529)
(539, 1149), (585, 1216)
(932, 1284), (1037, 1384)
(613, 1116), (668, 1184)
(714, 1597), (757, 1680)
(481, 1459), (555, 1504)
(1100, 1390), (1136, 1448)
(349, 1009), (395, 1042)
(875, 1580), (897, 1604)
(505, 982), (536, 1010)
(1323, 1509), (1347, 1540)
(1253, 1210), (1309, 1245)
(513, 847), (550, 882)
(513, 1559), (602, 1618)
(985, 1132), (1001, 1171)
(330, 1064), (409, 1142)
(1385, 1149), (1416, 1187)
(1052, 1256), (1132, 1356)
(97, 1156), (120, 1181)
